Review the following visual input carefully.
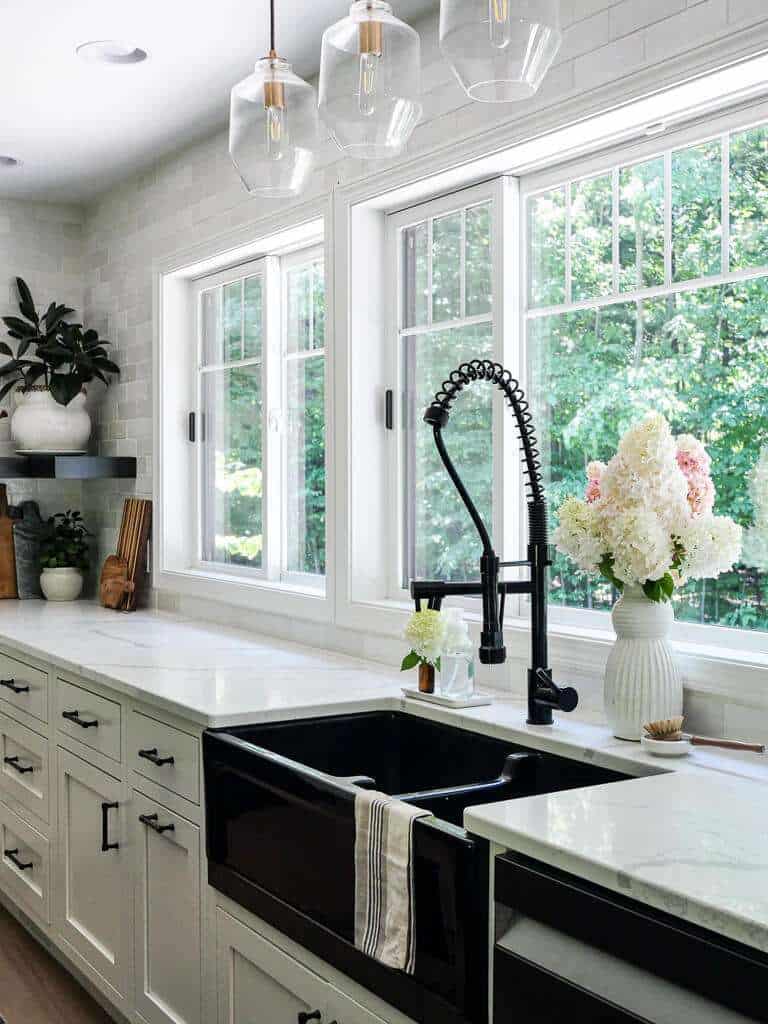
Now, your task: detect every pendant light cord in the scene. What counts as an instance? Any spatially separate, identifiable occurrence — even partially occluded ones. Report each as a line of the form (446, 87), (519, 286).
(270, 0), (276, 55)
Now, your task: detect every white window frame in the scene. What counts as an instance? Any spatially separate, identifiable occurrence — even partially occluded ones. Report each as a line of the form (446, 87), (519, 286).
(280, 244), (326, 589)
(384, 179), (521, 612)
(519, 100), (768, 656)
(153, 211), (330, 621)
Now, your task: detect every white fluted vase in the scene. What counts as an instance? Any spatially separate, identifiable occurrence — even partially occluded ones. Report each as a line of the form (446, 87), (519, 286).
(604, 583), (682, 741)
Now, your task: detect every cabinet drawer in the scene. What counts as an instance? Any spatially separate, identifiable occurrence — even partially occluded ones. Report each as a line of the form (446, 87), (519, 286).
(0, 799), (50, 924)
(130, 712), (199, 804)
(0, 651), (48, 724)
(0, 711), (50, 824)
(57, 678), (121, 763)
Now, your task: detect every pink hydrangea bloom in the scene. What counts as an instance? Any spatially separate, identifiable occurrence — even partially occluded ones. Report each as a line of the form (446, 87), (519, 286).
(675, 434), (715, 517)
(584, 460), (605, 504)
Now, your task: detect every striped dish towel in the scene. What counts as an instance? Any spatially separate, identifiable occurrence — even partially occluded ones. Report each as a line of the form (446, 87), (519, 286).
(354, 789), (430, 974)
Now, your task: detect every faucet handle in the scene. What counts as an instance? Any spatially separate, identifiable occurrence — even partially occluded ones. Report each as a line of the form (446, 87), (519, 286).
(533, 668), (579, 713)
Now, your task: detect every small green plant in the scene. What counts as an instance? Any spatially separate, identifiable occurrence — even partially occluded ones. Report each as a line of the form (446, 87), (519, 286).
(0, 278), (120, 406)
(39, 510), (91, 572)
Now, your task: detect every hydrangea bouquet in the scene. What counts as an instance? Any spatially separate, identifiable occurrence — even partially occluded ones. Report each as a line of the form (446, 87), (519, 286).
(400, 604), (471, 671)
(553, 414), (742, 603)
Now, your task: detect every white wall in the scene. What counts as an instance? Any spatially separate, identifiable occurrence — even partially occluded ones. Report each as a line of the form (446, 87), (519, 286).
(0, 200), (84, 520)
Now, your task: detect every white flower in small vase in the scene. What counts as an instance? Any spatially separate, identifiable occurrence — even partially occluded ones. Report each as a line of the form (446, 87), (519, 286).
(553, 413), (742, 740)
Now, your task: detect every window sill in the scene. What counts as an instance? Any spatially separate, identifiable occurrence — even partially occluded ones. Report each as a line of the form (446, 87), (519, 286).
(155, 567), (330, 623)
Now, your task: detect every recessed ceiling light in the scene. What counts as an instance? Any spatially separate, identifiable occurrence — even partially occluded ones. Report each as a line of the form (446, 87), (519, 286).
(0, 156), (21, 168)
(76, 40), (148, 65)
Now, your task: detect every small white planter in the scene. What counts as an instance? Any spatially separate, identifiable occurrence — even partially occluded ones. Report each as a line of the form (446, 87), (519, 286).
(40, 567), (84, 602)
(11, 387), (91, 453)
(604, 583), (683, 741)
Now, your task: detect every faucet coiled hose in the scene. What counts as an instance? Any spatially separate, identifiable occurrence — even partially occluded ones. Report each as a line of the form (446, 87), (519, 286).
(424, 359), (548, 546)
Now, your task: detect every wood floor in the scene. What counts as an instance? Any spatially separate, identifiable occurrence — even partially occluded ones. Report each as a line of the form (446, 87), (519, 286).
(0, 903), (113, 1024)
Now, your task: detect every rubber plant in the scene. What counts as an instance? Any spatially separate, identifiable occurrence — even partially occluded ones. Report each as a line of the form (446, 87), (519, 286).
(39, 510), (91, 572)
(0, 277), (120, 406)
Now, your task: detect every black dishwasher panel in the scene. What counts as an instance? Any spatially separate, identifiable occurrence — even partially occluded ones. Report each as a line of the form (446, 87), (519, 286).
(495, 853), (767, 1022)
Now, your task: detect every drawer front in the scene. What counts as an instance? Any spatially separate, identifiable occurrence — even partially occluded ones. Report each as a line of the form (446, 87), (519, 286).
(0, 799), (50, 924)
(130, 712), (199, 804)
(495, 948), (650, 1023)
(57, 678), (122, 763)
(0, 651), (48, 723)
(0, 711), (49, 824)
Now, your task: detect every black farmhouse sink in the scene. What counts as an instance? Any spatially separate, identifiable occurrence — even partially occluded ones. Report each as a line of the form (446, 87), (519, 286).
(204, 711), (630, 1024)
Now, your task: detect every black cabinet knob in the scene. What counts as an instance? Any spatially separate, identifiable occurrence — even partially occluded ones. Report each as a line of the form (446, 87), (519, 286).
(139, 813), (175, 837)
(5, 848), (33, 871)
(3, 755), (34, 775)
(298, 1012), (322, 1024)
(101, 801), (119, 852)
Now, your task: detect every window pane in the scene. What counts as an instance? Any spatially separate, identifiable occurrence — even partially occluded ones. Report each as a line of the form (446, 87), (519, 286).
(534, 279), (768, 631)
(730, 124), (768, 271)
(571, 173), (613, 300)
(432, 212), (462, 322)
(200, 288), (222, 366)
(528, 188), (565, 308)
(403, 324), (493, 584)
(619, 158), (665, 291)
(223, 281), (242, 362)
(465, 203), (492, 316)
(312, 261), (325, 348)
(402, 223), (428, 329)
(287, 265), (312, 354)
(286, 355), (325, 575)
(672, 140), (722, 282)
(243, 276), (262, 360)
(201, 365), (262, 569)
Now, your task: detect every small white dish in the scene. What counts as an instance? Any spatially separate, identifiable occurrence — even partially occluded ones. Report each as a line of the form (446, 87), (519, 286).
(641, 734), (690, 757)
(401, 686), (492, 709)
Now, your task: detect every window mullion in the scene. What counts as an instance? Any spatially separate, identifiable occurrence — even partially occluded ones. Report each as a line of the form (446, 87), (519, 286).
(263, 256), (283, 583)
(565, 181), (573, 304)
(612, 166), (620, 295)
(664, 150), (673, 286)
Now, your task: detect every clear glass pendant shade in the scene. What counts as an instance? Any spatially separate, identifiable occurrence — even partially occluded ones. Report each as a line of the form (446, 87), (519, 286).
(229, 56), (320, 198)
(319, 1), (422, 160)
(440, 0), (561, 103)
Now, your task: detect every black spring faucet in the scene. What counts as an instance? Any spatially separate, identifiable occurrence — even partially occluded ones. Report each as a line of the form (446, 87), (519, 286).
(409, 359), (578, 726)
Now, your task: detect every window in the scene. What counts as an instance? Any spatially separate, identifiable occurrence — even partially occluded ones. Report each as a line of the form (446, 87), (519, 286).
(391, 188), (498, 594)
(193, 246), (326, 591)
(525, 120), (768, 633)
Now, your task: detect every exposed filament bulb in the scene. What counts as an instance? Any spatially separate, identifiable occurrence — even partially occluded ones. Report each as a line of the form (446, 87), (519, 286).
(489, 0), (512, 49)
(358, 18), (383, 117)
(264, 76), (287, 161)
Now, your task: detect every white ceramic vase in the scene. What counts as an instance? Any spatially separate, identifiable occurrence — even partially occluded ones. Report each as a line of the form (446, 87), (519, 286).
(11, 387), (91, 452)
(40, 567), (84, 602)
(604, 583), (682, 741)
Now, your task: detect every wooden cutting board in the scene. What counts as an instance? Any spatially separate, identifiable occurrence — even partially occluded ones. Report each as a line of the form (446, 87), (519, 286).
(0, 485), (18, 599)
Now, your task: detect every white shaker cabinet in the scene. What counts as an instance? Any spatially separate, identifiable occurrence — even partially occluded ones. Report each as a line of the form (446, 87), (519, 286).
(133, 791), (202, 1024)
(55, 746), (129, 1000)
(217, 907), (330, 1024)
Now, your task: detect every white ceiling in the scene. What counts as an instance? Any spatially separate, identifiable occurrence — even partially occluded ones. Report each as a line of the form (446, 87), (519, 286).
(1, 0), (437, 205)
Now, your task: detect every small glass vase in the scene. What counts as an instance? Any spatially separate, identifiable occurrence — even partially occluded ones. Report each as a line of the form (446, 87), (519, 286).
(439, 651), (475, 701)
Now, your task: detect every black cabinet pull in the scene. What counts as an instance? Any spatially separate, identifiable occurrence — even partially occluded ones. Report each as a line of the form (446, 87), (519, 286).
(139, 813), (175, 836)
(5, 848), (33, 871)
(62, 709), (98, 729)
(138, 747), (175, 767)
(4, 755), (34, 775)
(0, 678), (29, 694)
(101, 801), (119, 852)
(298, 1013), (322, 1024)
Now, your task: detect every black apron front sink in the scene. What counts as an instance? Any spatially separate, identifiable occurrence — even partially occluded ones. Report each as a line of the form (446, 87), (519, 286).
(204, 710), (629, 1024)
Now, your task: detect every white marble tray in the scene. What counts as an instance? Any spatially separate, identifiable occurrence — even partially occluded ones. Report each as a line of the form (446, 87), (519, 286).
(401, 686), (492, 708)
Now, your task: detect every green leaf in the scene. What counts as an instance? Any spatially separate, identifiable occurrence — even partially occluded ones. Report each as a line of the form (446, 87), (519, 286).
(0, 379), (19, 403)
(95, 357), (120, 376)
(0, 342), (13, 358)
(2, 316), (37, 337)
(400, 650), (420, 672)
(15, 278), (38, 324)
(49, 374), (82, 407)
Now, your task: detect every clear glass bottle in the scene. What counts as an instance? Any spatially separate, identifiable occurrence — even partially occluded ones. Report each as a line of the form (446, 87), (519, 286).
(440, 650), (475, 700)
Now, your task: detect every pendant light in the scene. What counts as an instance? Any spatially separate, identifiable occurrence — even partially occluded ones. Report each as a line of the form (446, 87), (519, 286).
(229, 0), (319, 198)
(318, 1), (422, 160)
(440, 0), (561, 103)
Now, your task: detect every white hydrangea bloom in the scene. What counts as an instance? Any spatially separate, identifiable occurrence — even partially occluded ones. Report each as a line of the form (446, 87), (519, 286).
(678, 515), (743, 581)
(743, 446), (768, 572)
(603, 507), (674, 584)
(403, 606), (446, 665)
(552, 497), (603, 573)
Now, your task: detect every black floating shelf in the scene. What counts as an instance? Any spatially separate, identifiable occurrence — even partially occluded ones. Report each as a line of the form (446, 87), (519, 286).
(0, 455), (137, 480)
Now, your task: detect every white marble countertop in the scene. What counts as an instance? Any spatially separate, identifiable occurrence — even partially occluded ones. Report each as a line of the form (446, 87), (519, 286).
(0, 600), (766, 957)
